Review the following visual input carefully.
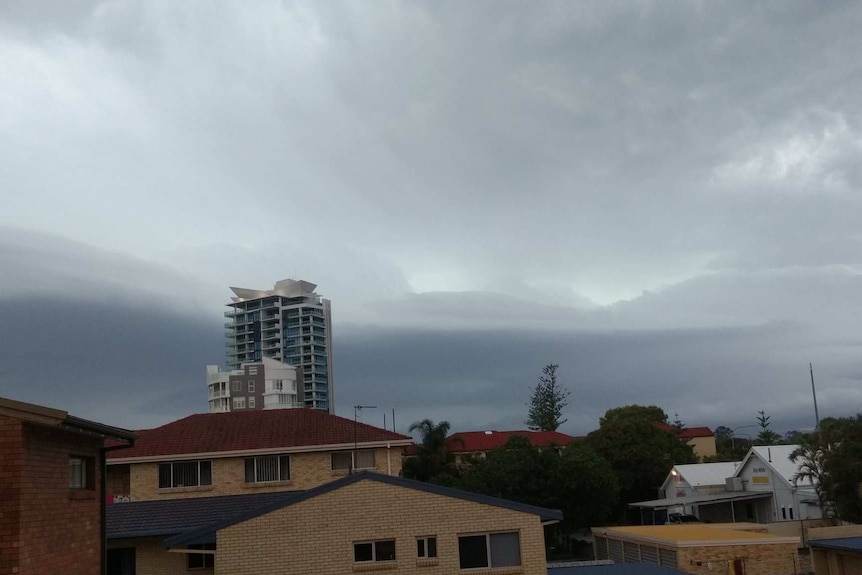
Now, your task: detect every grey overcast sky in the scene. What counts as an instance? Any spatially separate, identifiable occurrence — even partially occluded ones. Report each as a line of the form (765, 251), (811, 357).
(1, 1), (861, 435)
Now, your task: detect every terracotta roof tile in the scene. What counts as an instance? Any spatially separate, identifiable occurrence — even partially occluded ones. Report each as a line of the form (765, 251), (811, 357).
(446, 430), (580, 452)
(107, 409), (410, 459)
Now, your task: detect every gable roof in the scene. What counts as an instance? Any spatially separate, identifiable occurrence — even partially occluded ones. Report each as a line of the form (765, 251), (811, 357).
(0, 396), (136, 442)
(735, 445), (814, 487)
(665, 462), (740, 488)
(164, 471), (564, 549)
(653, 422), (714, 439)
(107, 490), (301, 539)
(107, 409), (410, 461)
(446, 429), (579, 452)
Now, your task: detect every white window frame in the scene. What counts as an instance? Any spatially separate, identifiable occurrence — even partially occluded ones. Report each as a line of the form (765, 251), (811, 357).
(158, 460), (212, 489)
(417, 536), (437, 559)
(354, 539), (396, 563)
(458, 531), (521, 569)
(231, 380), (241, 392)
(331, 449), (376, 471)
(248, 396), (256, 409)
(233, 397), (246, 409)
(69, 455), (94, 489)
(248, 380), (255, 392)
(244, 454), (290, 483)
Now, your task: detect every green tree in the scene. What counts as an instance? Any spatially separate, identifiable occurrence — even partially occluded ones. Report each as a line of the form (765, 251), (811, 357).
(525, 364), (570, 431)
(672, 413), (685, 432)
(707, 425), (749, 462)
(402, 419), (461, 482)
(789, 433), (831, 517)
(586, 407), (697, 518)
(818, 415), (862, 523)
(456, 436), (618, 531)
(599, 405), (668, 427)
(756, 410), (780, 445)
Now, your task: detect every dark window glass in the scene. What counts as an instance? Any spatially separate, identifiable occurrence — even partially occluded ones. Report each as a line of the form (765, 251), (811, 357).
(187, 544), (215, 569)
(417, 539), (425, 557)
(354, 543), (373, 563)
(199, 461), (212, 486)
(427, 537), (437, 558)
(459, 535), (488, 569)
(158, 463), (172, 489)
(244, 458), (256, 483)
(375, 540), (396, 561)
(279, 455), (291, 480)
(107, 547), (135, 575)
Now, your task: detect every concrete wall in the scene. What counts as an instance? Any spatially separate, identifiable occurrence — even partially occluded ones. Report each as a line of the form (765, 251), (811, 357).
(687, 436), (717, 460)
(123, 447), (402, 501)
(0, 417), (104, 575)
(216, 479), (549, 575)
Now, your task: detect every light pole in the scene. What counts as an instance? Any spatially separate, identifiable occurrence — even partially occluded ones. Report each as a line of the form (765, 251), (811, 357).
(353, 405), (377, 474)
(731, 425), (757, 452)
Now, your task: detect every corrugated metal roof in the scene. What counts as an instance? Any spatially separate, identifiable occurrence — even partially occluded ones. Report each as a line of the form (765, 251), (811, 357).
(629, 490), (771, 509)
(672, 462), (740, 487)
(809, 537), (862, 552)
(743, 445), (815, 487)
(548, 562), (687, 574)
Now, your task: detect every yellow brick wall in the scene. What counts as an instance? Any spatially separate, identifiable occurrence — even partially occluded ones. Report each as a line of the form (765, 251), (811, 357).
(126, 447), (401, 501)
(808, 525), (862, 541)
(109, 538), (211, 575)
(216, 479), (549, 575)
(678, 542), (799, 575)
(686, 436), (717, 460)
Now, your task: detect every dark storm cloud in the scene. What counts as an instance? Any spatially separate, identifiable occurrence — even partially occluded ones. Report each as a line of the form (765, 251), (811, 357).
(1, 2), (861, 435)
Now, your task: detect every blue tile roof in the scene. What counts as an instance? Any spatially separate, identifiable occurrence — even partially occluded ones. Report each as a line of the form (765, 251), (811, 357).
(107, 490), (302, 539)
(809, 537), (862, 553)
(164, 471), (564, 549)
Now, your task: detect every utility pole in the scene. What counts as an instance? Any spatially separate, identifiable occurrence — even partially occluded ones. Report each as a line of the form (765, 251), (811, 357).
(353, 405), (377, 473)
(810, 363), (820, 431)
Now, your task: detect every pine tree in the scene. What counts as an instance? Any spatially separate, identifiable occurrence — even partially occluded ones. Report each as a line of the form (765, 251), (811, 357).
(756, 410), (780, 445)
(525, 364), (570, 431)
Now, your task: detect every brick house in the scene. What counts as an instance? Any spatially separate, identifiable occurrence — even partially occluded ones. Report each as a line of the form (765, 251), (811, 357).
(0, 396), (136, 575)
(105, 408), (412, 501)
(163, 471), (562, 574)
(653, 423), (717, 460)
(592, 524), (800, 575)
(106, 409), (413, 573)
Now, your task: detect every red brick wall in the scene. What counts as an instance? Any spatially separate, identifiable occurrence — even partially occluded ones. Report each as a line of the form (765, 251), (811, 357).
(106, 464), (130, 498)
(15, 421), (104, 575)
(0, 416), (24, 575)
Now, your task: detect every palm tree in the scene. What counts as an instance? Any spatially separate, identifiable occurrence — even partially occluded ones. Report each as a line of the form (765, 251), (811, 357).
(403, 419), (461, 482)
(790, 433), (832, 517)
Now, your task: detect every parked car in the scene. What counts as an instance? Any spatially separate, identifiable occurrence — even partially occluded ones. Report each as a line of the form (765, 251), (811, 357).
(666, 513), (701, 524)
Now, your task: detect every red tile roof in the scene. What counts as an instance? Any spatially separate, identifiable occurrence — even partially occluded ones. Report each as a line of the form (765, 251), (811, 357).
(446, 430), (580, 453)
(653, 422), (714, 438)
(107, 409), (410, 460)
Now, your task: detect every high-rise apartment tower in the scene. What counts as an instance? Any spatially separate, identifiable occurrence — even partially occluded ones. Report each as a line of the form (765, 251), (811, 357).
(223, 279), (333, 412)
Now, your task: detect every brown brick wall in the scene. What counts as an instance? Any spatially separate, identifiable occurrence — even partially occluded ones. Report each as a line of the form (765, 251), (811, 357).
(678, 542), (800, 575)
(125, 447), (402, 501)
(9, 421), (104, 575)
(216, 479), (549, 575)
(0, 416), (24, 575)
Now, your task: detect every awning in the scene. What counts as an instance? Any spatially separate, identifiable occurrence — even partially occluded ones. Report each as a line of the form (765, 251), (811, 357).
(629, 491), (772, 510)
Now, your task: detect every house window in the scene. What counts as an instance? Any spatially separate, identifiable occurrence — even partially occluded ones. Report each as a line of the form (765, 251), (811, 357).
(458, 532), (521, 569)
(231, 380), (241, 392)
(232, 397), (246, 409)
(187, 543), (215, 569)
(417, 536), (437, 558)
(244, 455), (290, 483)
(158, 460), (212, 489)
(248, 381), (255, 392)
(106, 548), (135, 575)
(354, 540), (396, 563)
(69, 455), (95, 489)
(248, 396), (256, 409)
(331, 450), (376, 471)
